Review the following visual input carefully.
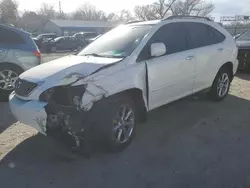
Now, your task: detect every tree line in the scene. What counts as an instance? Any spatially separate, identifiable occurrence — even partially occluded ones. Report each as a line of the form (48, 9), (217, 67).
(0, 0), (214, 32)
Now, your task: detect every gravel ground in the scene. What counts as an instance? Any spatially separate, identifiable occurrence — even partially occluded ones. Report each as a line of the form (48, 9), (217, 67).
(1, 54), (250, 187)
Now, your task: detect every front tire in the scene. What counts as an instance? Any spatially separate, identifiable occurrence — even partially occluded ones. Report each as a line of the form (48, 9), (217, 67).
(209, 67), (231, 101)
(95, 95), (137, 152)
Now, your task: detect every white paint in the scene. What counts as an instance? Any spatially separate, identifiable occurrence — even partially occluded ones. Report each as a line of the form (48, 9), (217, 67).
(9, 92), (47, 134)
(20, 55), (122, 82)
(146, 49), (196, 110)
(9, 19), (238, 134)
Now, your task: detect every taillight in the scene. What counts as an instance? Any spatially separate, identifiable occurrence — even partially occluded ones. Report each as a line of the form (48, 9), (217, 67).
(32, 51), (41, 58)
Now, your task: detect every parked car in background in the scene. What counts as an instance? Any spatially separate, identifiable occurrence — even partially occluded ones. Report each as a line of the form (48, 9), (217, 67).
(235, 30), (250, 72)
(33, 33), (57, 49)
(233, 30), (248, 40)
(0, 24), (41, 100)
(87, 34), (102, 44)
(43, 36), (85, 53)
(73, 32), (98, 42)
(9, 16), (238, 154)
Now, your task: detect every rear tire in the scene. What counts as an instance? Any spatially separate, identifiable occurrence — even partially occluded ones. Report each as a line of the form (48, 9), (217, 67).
(208, 67), (232, 101)
(0, 64), (23, 101)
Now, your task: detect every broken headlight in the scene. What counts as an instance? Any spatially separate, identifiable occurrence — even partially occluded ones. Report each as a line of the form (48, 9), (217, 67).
(39, 88), (55, 102)
(39, 85), (87, 105)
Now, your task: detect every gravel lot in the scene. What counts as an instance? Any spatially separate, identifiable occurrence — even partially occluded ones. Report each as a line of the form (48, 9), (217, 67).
(1, 54), (250, 188)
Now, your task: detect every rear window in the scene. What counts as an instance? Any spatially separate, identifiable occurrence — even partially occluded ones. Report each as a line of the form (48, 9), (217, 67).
(0, 27), (25, 44)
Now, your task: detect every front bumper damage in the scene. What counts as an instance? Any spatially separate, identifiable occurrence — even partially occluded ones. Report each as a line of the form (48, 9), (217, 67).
(9, 92), (47, 134)
(9, 81), (109, 154)
(10, 80), (108, 132)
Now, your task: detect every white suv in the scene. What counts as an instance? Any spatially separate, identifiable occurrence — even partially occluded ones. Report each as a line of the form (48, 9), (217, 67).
(9, 16), (238, 153)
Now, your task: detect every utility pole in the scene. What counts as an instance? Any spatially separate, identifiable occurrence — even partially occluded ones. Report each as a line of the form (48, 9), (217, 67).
(59, 1), (62, 13)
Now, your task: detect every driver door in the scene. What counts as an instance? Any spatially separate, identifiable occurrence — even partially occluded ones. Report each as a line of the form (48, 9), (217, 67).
(138, 23), (196, 110)
(56, 38), (68, 50)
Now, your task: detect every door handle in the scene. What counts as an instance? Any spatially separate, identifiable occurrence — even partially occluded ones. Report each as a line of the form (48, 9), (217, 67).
(217, 48), (224, 52)
(185, 56), (194, 60)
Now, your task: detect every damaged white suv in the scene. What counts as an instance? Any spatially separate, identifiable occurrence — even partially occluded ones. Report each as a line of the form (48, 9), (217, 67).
(9, 16), (238, 153)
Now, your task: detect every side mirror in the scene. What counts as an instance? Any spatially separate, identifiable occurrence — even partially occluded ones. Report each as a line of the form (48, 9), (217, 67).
(150, 43), (166, 57)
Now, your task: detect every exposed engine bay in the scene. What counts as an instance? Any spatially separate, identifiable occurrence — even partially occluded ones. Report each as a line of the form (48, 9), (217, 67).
(42, 84), (98, 154)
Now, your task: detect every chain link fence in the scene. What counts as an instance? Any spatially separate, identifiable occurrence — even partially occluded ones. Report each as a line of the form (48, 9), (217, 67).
(224, 26), (250, 36)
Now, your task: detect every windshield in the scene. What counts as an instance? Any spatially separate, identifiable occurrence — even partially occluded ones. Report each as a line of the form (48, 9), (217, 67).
(237, 30), (250, 41)
(78, 25), (152, 58)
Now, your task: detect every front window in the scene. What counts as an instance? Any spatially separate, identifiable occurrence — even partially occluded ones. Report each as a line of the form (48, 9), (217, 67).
(78, 25), (152, 58)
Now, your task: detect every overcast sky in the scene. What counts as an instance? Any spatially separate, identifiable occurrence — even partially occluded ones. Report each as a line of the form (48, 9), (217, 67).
(17, 0), (250, 20)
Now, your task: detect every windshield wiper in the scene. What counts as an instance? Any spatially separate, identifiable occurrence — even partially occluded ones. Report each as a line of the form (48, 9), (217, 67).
(83, 53), (126, 58)
(84, 53), (104, 57)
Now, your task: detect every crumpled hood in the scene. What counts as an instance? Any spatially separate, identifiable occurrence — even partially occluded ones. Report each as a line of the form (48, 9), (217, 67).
(20, 55), (122, 83)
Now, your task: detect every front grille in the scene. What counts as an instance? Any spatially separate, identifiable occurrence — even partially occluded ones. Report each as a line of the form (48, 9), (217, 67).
(15, 78), (38, 97)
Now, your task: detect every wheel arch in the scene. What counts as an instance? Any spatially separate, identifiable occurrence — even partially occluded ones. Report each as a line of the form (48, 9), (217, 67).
(108, 88), (148, 122)
(0, 62), (25, 72)
(208, 61), (233, 101)
(219, 61), (234, 81)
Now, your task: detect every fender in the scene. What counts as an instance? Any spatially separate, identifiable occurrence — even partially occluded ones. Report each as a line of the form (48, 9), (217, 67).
(72, 62), (148, 111)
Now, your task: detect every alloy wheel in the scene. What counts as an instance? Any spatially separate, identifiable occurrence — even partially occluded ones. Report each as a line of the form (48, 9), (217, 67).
(217, 73), (230, 97)
(112, 104), (135, 144)
(0, 69), (18, 90)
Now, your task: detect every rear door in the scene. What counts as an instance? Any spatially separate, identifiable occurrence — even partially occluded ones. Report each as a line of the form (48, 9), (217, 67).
(0, 27), (25, 61)
(64, 37), (74, 50)
(56, 38), (67, 50)
(69, 37), (77, 49)
(184, 22), (226, 92)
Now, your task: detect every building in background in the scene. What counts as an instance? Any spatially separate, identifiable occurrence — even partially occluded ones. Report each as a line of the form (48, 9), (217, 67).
(39, 19), (120, 36)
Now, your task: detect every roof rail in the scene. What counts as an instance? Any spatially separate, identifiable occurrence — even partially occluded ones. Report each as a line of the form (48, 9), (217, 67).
(165, 15), (212, 21)
(125, 20), (143, 24)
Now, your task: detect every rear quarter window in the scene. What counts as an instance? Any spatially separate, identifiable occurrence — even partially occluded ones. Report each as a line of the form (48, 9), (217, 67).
(185, 22), (225, 49)
(208, 26), (226, 43)
(0, 27), (25, 44)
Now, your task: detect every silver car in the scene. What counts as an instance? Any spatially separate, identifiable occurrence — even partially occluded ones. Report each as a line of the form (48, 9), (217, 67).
(0, 24), (41, 100)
